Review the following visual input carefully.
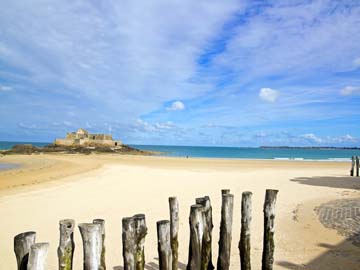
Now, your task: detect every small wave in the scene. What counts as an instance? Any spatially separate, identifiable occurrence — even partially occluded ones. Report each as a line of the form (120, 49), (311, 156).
(274, 157), (304, 160)
(327, 158), (351, 161)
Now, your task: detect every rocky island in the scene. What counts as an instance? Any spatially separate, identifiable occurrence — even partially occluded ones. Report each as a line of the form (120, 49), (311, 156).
(1, 128), (153, 155)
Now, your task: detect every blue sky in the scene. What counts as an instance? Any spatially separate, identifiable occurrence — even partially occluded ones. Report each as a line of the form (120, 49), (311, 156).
(1, 0), (360, 146)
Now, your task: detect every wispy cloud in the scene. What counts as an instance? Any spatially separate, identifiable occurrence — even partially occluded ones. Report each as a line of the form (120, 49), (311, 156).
(340, 86), (360, 96)
(0, 85), (12, 92)
(353, 57), (360, 68)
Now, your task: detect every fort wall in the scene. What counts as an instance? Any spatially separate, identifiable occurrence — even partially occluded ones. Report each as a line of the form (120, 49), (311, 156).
(54, 139), (74, 146)
(55, 129), (122, 147)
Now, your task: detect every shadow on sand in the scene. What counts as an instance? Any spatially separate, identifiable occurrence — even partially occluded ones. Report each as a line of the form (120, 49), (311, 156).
(282, 175), (360, 269)
(276, 239), (360, 269)
(291, 176), (360, 190)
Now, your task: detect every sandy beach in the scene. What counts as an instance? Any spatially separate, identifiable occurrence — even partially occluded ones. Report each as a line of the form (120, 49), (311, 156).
(0, 154), (359, 269)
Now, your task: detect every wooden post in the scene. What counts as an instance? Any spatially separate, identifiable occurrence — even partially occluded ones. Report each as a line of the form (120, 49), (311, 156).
(239, 192), (252, 270)
(350, 156), (355, 176)
(78, 223), (102, 270)
(169, 197), (179, 270)
(221, 189), (230, 195)
(58, 219), (75, 270)
(14, 231), (36, 270)
(93, 219), (106, 270)
(133, 214), (147, 270)
(122, 217), (136, 270)
(27, 243), (49, 270)
(187, 204), (204, 270)
(356, 156), (359, 177)
(196, 196), (214, 270)
(216, 193), (234, 270)
(261, 189), (279, 270)
(157, 220), (173, 270)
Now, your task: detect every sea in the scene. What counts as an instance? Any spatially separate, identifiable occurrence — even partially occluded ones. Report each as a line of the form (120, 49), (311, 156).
(0, 141), (359, 161)
(132, 145), (360, 161)
(0, 163), (19, 171)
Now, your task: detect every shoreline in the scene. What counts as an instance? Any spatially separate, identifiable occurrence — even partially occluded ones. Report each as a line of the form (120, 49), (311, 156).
(0, 153), (352, 196)
(147, 155), (354, 162)
(0, 154), (105, 194)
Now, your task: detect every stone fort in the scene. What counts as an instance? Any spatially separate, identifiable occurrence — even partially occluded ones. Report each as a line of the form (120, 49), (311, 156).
(54, 128), (122, 147)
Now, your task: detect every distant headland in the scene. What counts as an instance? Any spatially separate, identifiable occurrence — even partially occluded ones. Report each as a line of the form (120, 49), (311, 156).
(260, 146), (360, 150)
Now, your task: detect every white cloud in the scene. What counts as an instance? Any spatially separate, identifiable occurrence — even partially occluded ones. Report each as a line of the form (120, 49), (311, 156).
(167, 101), (185, 111)
(259, 88), (280, 103)
(154, 121), (176, 129)
(0, 85), (12, 91)
(254, 131), (267, 138)
(85, 122), (94, 129)
(250, 132), (359, 146)
(353, 57), (360, 68)
(343, 134), (356, 141)
(340, 86), (360, 96)
(63, 121), (73, 127)
(301, 133), (323, 143)
(325, 134), (358, 144)
(18, 122), (39, 130)
(134, 119), (158, 132)
(134, 119), (177, 133)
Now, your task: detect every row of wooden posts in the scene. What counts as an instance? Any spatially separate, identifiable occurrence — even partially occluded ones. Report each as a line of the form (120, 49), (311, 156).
(13, 189), (279, 270)
(350, 156), (360, 177)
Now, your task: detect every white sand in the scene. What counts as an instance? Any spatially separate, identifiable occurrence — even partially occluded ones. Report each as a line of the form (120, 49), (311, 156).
(0, 154), (359, 269)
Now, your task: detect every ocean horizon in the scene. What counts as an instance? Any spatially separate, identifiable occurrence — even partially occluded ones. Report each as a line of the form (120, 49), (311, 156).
(0, 141), (359, 161)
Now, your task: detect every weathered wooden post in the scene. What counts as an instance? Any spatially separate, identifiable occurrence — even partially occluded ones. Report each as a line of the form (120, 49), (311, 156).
(14, 231), (36, 270)
(169, 197), (179, 270)
(58, 219), (75, 270)
(356, 156), (359, 177)
(196, 196), (214, 270)
(78, 223), (102, 270)
(134, 214), (147, 270)
(122, 217), (136, 270)
(261, 189), (279, 270)
(350, 156), (355, 176)
(216, 193), (234, 270)
(187, 204), (204, 270)
(239, 192), (252, 270)
(157, 220), (173, 270)
(93, 219), (106, 270)
(27, 243), (50, 270)
(221, 189), (230, 195)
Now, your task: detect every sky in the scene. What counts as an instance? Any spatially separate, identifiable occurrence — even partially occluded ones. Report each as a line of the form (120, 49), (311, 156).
(0, 0), (360, 147)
